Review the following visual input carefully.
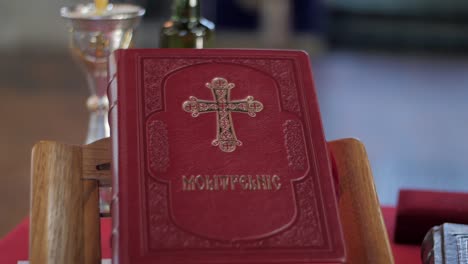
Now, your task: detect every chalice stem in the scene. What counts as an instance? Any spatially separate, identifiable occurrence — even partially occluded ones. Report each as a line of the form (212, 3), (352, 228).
(85, 71), (110, 144)
(86, 97), (109, 143)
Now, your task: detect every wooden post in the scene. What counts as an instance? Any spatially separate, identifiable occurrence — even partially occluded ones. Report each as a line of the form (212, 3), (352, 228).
(329, 138), (394, 264)
(30, 141), (101, 264)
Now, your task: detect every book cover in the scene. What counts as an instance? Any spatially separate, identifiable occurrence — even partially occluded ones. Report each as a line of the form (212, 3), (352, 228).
(108, 49), (345, 264)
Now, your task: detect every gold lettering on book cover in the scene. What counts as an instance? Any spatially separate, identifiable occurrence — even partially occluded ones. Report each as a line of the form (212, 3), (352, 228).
(182, 77), (263, 152)
(182, 174), (281, 191)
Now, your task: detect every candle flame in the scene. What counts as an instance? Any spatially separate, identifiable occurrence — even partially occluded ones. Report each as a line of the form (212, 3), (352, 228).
(95, 0), (108, 14)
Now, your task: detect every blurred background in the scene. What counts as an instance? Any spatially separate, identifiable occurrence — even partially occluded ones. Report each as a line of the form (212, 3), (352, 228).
(1, 0), (468, 238)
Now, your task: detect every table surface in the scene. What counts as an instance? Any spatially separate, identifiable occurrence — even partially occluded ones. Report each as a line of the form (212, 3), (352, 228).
(1, 49), (468, 238)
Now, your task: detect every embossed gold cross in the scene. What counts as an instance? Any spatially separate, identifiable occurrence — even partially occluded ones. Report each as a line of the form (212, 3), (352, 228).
(182, 77), (264, 152)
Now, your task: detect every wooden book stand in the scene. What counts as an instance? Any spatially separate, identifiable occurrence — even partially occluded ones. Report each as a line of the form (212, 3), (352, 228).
(29, 138), (394, 264)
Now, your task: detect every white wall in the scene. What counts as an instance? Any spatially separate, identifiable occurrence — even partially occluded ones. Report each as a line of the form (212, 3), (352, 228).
(0, 0), (75, 50)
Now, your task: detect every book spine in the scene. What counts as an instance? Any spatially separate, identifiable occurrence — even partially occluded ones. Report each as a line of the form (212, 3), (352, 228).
(108, 51), (120, 264)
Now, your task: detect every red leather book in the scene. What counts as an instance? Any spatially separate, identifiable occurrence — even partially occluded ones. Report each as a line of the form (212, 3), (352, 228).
(108, 49), (345, 264)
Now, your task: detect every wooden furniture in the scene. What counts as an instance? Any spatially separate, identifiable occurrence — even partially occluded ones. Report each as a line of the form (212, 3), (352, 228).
(29, 138), (394, 264)
(30, 138), (110, 264)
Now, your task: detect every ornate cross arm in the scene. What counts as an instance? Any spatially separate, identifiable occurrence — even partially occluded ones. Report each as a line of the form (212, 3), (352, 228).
(182, 97), (218, 117)
(226, 97), (264, 117)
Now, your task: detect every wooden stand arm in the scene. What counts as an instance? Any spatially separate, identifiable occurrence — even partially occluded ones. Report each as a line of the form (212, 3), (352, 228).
(329, 138), (394, 264)
(30, 141), (102, 264)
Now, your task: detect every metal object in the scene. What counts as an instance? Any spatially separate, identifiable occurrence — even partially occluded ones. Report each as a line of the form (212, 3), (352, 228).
(61, 3), (145, 214)
(61, 3), (145, 144)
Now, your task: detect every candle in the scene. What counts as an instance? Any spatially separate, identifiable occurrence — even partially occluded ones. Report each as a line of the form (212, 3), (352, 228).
(95, 0), (109, 14)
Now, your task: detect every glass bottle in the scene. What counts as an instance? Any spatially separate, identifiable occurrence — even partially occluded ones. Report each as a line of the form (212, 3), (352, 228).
(160, 0), (215, 48)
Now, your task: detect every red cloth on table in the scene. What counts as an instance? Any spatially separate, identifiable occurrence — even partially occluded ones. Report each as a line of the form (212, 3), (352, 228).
(382, 207), (422, 264)
(0, 207), (419, 264)
(394, 189), (468, 244)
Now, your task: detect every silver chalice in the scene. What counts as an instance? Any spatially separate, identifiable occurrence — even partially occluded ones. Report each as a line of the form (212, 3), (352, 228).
(61, 3), (145, 213)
